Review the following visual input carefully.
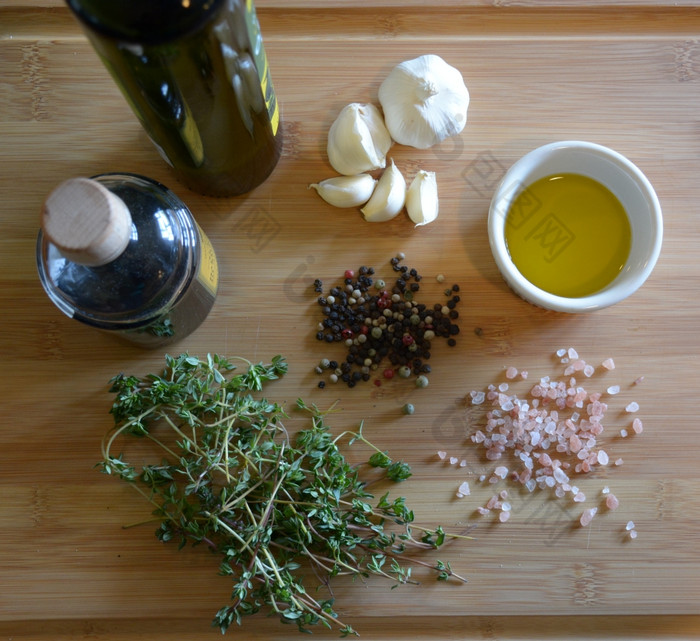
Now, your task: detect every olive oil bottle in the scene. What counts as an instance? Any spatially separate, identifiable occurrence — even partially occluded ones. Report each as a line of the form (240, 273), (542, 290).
(65, 0), (282, 197)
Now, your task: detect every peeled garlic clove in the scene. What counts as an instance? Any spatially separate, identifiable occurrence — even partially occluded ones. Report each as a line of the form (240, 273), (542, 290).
(378, 54), (469, 149)
(406, 170), (439, 226)
(327, 103), (392, 176)
(361, 159), (406, 223)
(309, 174), (377, 208)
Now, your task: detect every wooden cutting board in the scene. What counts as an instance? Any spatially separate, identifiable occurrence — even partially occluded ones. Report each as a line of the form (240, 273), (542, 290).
(2, 1), (700, 639)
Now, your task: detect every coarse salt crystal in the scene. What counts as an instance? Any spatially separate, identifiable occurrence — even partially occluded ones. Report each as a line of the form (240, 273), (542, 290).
(476, 506), (490, 515)
(602, 486), (610, 494)
(601, 358), (616, 370)
(437, 451), (447, 460)
(456, 481), (471, 497)
(632, 418), (644, 434)
(607, 385), (620, 395)
(459, 459), (467, 467)
(626, 520), (635, 531)
(499, 511), (511, 523)
(629, 530), (638, 540)
(568, 347), (579, 359)
(506, 366), (518, 379)
(626, 401), (640, 413)
(614, 458), (624, 466)
(583, 365), (595, 377)
(580, 507), (597, 526)
(605, 494), (620, 510)
(634, 376), (645, 385)
(573, 491), (586, 503)
(501, 501), (511, 512)
(620, 429), (628, 438)
(597, 450), (609, 465)
(494, 465), (508, 479)
(449, 457), (459, 465)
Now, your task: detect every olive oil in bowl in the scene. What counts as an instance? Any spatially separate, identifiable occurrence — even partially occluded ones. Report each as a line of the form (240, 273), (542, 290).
(504, 173), (631, 298)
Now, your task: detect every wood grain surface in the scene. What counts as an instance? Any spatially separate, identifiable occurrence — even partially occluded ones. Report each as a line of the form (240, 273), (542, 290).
(2, 2), (700, 639)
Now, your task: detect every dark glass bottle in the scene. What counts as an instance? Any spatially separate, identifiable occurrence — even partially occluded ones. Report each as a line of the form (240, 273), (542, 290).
(65, 0), (282, 197)
(36, 173), (219, 347)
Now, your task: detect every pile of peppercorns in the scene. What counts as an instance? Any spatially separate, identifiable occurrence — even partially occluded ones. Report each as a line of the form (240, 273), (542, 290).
(312, 254), (461, 388)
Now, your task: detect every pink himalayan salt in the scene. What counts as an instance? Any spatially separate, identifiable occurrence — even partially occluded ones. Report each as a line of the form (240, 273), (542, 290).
(499, 511), (511, 523)
(580, 507), (598, 526)
(626, 401), (640, 413)
(602, 358), (616, 370)
(573, 491), (586, 503)
(456, 481), (471, 498)
(632, 418), (644, 434)
(506, 366), (518, 379)
(605, 494), (620, 510)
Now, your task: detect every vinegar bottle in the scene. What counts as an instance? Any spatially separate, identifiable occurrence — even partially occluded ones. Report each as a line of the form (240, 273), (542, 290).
(65, 0), (282, 197)
(36, 173), (219, 347)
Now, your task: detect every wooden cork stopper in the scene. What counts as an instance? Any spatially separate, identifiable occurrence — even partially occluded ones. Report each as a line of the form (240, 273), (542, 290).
(42, 177), (133, 266)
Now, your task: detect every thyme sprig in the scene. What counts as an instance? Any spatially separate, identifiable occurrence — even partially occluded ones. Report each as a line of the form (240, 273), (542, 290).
(101, 353), (468, 636)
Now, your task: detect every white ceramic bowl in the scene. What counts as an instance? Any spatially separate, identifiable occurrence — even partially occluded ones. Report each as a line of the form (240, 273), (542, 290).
(488, 140), (663, 312)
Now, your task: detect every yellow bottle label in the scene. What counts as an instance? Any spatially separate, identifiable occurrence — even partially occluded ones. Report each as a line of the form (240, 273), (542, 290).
(245, 0), (279, 136)
(195, 223), (219, 297)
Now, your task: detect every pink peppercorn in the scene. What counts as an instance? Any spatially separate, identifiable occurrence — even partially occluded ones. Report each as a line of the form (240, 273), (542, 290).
(341, 328), (353, 340)
(383, 368), (395, 379)
(402, 334), (414, 346)
(344, 270), (355, 279)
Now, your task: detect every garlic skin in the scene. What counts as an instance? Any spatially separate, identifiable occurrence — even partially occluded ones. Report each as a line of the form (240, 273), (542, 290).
(327, 103), (392, 175)
(378, 54), (469, 149)
(360, 159), (406, 223)
(406, 170), (439, 226)
(309, 174), (377, 208)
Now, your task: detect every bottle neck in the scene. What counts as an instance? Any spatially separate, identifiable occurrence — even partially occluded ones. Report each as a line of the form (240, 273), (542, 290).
(65, 0), (227, 45)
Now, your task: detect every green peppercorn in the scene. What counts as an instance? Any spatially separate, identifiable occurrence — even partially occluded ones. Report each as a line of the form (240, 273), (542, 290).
(415, 375), (429, 388)
(402, 403), (415, 415)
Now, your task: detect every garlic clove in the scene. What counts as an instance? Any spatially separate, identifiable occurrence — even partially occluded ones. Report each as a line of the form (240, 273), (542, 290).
(378, 54), (469, 149)
(327, 103), (392, 176)
(406, 170), (439, 226)
(309, 174), (377, 208)
(360, 159), (406, 223)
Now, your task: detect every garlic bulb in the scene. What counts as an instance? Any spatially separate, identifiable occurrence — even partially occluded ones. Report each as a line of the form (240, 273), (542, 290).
(406, 170), (439, 226)
(327, 103), (392, 176)
(360, 159), (406, 223)
(309, 174), (377, 208)
(378, 54), (469, 149)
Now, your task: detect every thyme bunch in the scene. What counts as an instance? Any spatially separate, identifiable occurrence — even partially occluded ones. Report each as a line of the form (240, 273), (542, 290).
(101, 354), (467, 636)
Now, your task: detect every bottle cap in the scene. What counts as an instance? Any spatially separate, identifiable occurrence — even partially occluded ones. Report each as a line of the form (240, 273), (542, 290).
(42, 177), (133, 266)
